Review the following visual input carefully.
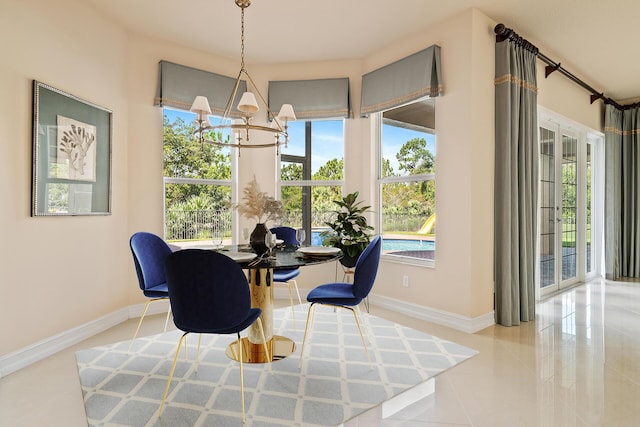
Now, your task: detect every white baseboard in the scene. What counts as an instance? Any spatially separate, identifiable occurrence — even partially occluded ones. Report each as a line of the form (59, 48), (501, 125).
(0, 308), (128, 379)
(0, 300), (173, 379)
(369, 294), (495, 333)
(0, 294), (491, 378)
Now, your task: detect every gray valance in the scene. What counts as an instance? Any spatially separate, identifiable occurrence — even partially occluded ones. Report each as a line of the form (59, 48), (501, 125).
(268, 78), (351, 120)
(360, 45), (443, 116)
(154, 60), (247, 117)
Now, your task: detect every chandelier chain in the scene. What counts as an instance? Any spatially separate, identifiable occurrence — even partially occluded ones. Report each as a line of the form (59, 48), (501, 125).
(240, 6), (245, 71)
(190, 0), (293, 153)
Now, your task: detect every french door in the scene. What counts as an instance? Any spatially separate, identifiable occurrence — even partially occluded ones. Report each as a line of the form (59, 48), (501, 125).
(538, 115), (601, 298)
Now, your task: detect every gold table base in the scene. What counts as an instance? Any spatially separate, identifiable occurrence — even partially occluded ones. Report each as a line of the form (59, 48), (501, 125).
(226, 335), (296, 363)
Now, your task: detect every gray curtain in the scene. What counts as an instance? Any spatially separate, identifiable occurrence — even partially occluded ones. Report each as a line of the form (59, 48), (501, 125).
(494, 38), (539, 326)
(605, 105), (640, 279)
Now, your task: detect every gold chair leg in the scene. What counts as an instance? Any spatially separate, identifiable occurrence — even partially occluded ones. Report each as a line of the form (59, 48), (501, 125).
(195, 334), (203, 370)
(163, 306), (172, 333)
(347, 306), (372, 365)
(287, 283), (295, 323)
(129, 298), (169, 352)
(128, 300), (152, 352)
(183, 334), (188, 360)
(356, 305), (372, 345)
(238, 333), (245, 423)
(159, 332), (189, 417)
(298, 303), (317, 368)
(299, 304), (372, 368)
(291, 279), (303, 306)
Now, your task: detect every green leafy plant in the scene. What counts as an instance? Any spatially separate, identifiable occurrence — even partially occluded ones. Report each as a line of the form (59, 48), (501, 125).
(320, 192), (374, 265)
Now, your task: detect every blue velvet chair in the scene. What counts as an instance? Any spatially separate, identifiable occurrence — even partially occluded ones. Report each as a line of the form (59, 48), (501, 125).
(159, 249), (270, 422)
(270, 226), (303, 320)
(129, 232), (173, 349)
(299, 236), (381, 366)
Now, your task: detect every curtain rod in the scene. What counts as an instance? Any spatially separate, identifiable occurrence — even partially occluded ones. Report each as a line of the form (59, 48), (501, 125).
(494, 24), (637, 111)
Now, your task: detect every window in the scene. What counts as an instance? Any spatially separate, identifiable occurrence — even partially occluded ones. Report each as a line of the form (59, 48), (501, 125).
(378, 98), (436, 264)
(279, 119), (344, 245)
(163, 108), (233, 244)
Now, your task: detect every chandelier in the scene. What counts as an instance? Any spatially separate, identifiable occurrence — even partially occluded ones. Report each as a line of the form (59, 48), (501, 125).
(189, 0), (296, 152)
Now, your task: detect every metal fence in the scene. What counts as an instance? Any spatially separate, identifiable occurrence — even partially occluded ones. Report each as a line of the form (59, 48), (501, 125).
(164, 209), (335, 241)
(165, 209), (431, 241)
(165, 209), (232, 241)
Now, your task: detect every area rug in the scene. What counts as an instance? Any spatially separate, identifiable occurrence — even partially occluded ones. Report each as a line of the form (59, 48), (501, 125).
(76, 304), (477, 426)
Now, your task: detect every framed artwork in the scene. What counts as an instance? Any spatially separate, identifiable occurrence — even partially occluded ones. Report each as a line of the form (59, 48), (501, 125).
(31, 81), (112, 216)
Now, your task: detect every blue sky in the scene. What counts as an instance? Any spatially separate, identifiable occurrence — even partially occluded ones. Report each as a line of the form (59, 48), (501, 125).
(164, 108), (435, 174)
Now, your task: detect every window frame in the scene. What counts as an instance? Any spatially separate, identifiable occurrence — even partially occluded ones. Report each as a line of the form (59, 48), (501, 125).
(278, 119), (345, 245)
(374, 103), (436, 268)
(162, 107), (236, 244)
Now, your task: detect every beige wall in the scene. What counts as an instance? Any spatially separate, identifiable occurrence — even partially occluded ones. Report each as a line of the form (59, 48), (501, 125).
(0, 0), (131, 355)
(0, 1), (602, 357)
(357, 10), (497, 319)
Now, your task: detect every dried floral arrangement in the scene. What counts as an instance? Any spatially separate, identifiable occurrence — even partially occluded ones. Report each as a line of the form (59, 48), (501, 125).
(234, 176), (285, 224)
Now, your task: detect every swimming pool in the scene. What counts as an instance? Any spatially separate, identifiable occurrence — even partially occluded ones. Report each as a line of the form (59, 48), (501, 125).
(382, 238), (435, 251)
(310, 231), (434, 251)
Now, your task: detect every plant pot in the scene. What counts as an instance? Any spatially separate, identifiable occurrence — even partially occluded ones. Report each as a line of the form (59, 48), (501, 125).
(339, 252), (359, 268)
(250, 223), (269, 256)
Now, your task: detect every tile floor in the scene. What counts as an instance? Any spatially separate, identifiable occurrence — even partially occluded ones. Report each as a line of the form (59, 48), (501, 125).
(1, 277), (640, 426)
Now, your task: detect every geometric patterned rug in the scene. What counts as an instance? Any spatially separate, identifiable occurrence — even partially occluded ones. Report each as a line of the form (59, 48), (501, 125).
(76, 304), (477, 426)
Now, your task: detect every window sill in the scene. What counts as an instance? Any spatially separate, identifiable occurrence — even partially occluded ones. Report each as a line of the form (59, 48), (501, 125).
(381, 253), (435, 268)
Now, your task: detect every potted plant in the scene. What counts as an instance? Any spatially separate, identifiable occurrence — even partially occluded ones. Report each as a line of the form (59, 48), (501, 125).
(320, 191), (374, 267)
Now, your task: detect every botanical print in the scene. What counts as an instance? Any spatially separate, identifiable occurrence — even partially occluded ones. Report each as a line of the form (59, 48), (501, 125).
(56, 115), (96, 181)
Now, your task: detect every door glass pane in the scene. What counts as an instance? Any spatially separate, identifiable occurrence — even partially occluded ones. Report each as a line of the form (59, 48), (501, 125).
(562, 135), (577, 280)
(539, 127), (556, 289)
(586, 143), (592, 273)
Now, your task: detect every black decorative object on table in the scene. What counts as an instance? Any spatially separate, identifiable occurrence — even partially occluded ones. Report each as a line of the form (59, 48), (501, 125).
(250, 223), (269, 256)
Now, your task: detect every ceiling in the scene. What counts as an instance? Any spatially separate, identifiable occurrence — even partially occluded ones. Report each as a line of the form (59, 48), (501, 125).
(86, 0), (640, 102)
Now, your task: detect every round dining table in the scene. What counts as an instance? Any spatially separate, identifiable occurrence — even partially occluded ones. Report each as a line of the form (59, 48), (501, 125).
(223, 244), (342, 363)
